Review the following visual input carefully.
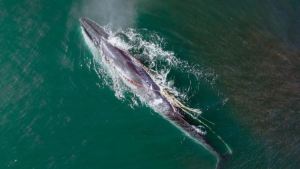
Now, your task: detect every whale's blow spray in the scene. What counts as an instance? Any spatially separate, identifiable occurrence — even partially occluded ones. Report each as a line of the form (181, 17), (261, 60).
(81, 0), (138, 29)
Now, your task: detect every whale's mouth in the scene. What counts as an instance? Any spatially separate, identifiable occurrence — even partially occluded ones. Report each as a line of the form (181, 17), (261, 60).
(79, 17), (109, 46)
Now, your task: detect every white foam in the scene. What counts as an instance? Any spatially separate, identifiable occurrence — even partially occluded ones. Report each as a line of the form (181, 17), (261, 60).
(152, 98), (164, 106)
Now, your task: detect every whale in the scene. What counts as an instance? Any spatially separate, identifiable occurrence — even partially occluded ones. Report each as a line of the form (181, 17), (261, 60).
(79, 17), (231, 168)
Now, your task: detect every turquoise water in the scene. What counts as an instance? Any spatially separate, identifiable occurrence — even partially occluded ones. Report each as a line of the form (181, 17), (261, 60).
(0, 0), (299, 169)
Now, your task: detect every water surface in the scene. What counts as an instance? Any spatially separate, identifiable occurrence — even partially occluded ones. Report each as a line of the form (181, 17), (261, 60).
(0, 0), (299, 169)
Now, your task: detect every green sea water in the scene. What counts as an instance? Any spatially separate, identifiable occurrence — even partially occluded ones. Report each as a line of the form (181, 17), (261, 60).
(0, 0), (299, 169)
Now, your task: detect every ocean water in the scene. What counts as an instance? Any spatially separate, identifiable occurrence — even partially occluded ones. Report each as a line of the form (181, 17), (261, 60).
(0, 0), (299, 169)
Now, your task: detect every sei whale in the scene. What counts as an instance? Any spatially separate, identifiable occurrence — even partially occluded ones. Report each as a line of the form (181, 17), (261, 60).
(79, 17), (231, 168)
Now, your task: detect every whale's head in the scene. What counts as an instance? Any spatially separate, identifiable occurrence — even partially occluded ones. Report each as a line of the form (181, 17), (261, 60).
(79, 17), (147, 89)
(80, 17), (109, 47)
